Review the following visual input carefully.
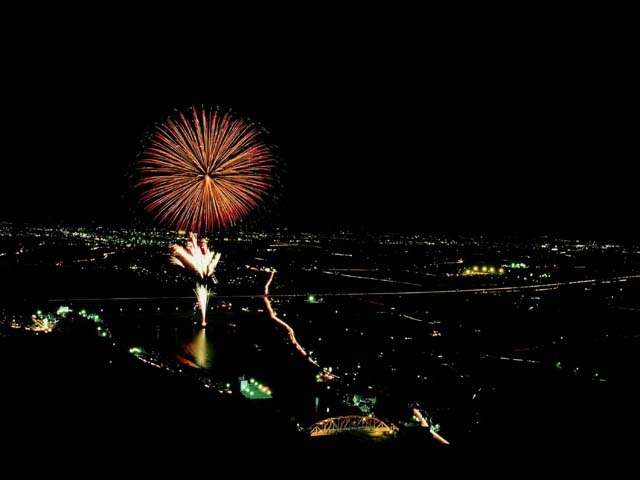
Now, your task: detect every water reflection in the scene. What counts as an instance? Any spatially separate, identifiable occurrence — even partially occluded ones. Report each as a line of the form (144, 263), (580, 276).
(183, 327), (214, 368)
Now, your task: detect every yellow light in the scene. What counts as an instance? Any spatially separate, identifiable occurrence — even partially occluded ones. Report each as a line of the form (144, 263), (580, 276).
(488, 267), (495, 273)
(472, 266), (479, 272)
(481, 266), (488, 273)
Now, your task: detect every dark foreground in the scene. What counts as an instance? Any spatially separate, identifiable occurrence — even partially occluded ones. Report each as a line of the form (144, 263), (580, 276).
(2, 328), (638, 466)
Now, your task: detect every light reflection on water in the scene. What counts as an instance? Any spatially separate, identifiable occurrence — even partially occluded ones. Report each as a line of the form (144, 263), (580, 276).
(112, 308), (266, 379)
(113, 310), (222, 371)
(183, 327), (214, 368)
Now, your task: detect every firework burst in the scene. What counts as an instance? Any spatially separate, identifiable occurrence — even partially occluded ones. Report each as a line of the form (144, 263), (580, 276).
(136, 107), (274, 233)
(171, 233), (221, 282)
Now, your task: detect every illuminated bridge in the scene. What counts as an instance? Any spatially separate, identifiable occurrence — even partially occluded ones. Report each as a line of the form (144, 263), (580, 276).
(309, 415), (398, 437)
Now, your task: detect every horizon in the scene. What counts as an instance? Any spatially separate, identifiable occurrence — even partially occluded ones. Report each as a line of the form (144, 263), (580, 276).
(2, 220), (638, 245)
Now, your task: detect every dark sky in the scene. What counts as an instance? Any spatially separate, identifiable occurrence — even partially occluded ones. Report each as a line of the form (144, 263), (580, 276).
(2, 17), (635, 239)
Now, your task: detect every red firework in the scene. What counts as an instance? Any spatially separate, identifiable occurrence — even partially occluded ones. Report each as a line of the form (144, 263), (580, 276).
(136, 107), (274, 232)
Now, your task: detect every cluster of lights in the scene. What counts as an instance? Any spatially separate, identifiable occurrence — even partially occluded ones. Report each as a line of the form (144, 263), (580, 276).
(21, 305), (109, 336)
(509, 262), (528, 269)
(240, 378), (272, 399)
(462, 265), (505, 276)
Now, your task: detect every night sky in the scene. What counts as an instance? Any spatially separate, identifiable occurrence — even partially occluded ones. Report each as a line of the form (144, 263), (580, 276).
(2, 19), (635, 239)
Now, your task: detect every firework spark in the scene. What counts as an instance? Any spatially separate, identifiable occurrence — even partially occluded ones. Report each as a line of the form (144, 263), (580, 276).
(171, 233), (221, 282)
(195, 283), (210, 327)
(171, 233), (219, 328)
(136, 107), (274, 233)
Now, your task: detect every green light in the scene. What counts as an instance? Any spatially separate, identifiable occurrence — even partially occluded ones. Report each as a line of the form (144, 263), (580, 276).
(308, 295), (316, 302)
(36, 310), (43, 316)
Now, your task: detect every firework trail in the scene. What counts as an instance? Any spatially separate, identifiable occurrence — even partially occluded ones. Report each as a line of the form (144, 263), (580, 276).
(195, 283), (210, 327)
(136, 107), (274, 233)
(171, 233), (221, 282)
(263, 269), (319, 366)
